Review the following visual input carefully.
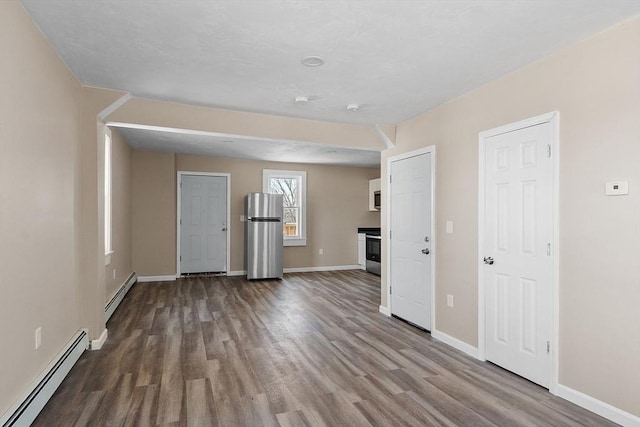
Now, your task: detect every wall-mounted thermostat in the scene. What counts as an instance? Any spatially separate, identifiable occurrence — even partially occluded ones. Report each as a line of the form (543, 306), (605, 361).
(605, 181), (628, 196)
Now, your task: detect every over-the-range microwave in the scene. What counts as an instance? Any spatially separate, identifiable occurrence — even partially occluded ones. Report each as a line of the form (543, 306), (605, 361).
(374, 190), (381, 210)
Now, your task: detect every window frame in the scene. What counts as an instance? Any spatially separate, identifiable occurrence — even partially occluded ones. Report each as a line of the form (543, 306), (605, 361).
(263, 169), (307, 247)
(104, 128), (113, 264)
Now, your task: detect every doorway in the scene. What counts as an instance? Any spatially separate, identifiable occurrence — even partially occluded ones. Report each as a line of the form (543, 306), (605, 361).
(177, 172), (230, 276)
(388, 146), (435, 331)
(478, 112), (559, 390)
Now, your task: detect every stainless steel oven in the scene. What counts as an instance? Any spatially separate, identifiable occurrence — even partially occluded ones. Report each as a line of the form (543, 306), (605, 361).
(365, 234), (381, 276)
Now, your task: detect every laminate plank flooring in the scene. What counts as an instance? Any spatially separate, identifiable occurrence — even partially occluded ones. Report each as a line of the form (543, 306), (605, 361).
(34, 270), (614, 426)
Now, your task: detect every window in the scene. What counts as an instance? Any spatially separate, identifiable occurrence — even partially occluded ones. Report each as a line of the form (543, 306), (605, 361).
(104, 129), (112, 261)
(263, 169), (307, 246)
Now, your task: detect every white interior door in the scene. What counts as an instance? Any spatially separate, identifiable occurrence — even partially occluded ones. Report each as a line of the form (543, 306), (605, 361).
(390, 152), (432, 330)
(483, 122), (553, 387)
(180, 174), (227, 274)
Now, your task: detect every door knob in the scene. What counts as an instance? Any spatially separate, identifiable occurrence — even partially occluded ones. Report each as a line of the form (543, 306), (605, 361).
(421, 248), (430, 255)
(222, 227), (228, 231)
(483, 257), (494, 265)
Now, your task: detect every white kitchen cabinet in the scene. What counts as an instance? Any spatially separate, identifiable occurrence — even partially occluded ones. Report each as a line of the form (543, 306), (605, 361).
(357, 233), (366, 269)
(369, 178), (381, 211)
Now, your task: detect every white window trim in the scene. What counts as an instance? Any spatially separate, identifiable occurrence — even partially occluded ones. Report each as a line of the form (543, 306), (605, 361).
(104, 128), (113, 265)
(263, 169), (307, 247)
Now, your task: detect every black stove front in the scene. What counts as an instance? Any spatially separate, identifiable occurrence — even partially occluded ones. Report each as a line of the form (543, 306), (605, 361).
(365, 234), (381, 276)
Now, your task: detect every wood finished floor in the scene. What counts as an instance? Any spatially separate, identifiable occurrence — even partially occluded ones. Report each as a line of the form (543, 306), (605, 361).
(34, 270), (614, 426)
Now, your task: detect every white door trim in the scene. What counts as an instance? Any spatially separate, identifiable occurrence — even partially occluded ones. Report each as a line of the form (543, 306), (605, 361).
(386, 145), (436, 331)
(176, 171), (231, 277)
(477, 111), (559, 394)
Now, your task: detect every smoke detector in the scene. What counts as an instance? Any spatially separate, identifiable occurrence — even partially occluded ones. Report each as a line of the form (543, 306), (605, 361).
(346, 104), (360, 112)
(294, 96), (309, 104)
(301, 56), (325, 67)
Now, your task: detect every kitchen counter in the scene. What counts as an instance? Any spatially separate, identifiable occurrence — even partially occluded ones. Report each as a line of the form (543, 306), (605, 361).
(357, 227), (380, 235)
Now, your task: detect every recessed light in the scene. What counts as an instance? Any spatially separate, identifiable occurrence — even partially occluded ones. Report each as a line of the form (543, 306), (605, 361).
(346, 104), (360, 112)
(301, 56), (325, 67)
(294, 96), (309, 104)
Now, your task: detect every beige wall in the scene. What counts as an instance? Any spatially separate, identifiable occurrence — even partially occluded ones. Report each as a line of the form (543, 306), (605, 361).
(381, 17), (640, 415)
(104, 128), (132, 300)
(131, 151), (177, 276)
(78, 87), (128, 339)
(131, 152), (380, 275)
(0, 2), (134, 415)
(0, 0), (82, 415)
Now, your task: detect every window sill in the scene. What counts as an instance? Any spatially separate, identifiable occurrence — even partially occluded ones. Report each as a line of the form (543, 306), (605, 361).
(284, 238), (306, 247)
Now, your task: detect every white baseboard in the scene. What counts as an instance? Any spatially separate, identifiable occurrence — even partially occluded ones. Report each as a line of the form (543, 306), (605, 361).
(431, 329), (480, 359)
(379, 305), (391, 316)
(283, 265), (362, 273)
(137, 275), (176, 282)
(0, 329), (89, 426)
(228, 265), (362, 276)
(414, 330), (638, 427)
(227, 270), (246, 276)
(90, 328), (108, 351)
(425, 329), (638, 426)
(556, 384), (639, 427)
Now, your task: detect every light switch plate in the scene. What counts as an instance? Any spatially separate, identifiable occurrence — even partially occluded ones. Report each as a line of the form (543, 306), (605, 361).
(35, 327), (41, 349)
(446, 221), (453, 234)
(605, 181), (628, 196)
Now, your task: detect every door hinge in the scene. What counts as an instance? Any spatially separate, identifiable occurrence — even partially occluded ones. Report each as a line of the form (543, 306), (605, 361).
(180, 218), (182, 225)
(180, 182), (182, 188)
(180, 255), (181, 261)
(546, 243), (551, 256)
(547, 144), (552, 158)
(389, 230), (392, 239)
(390, 286), (392, 294)
(389, 175), (392, 184)
(546, 341), (550, 354)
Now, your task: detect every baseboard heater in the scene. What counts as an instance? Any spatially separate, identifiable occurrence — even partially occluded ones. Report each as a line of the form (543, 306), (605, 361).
(104, 272), (137, 323)
(1, 329), (89, 427)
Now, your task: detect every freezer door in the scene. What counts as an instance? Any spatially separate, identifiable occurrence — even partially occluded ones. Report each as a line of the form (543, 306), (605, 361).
(246, 193), (283, 219)
(246, 220), (283, 279)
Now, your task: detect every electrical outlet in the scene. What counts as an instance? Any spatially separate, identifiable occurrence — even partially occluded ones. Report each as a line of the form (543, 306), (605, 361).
(35, 327), (41, 349)
(319, 248), (324, 255)
(447, 294), (454, 308)
(112, 269), (116, 279)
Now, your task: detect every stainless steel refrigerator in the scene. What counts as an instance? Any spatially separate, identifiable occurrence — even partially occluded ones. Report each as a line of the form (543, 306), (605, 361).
(245, 193), (283, 280)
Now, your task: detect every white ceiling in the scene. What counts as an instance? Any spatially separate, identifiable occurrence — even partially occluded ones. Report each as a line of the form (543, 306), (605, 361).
(20, 0), (640, 166)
